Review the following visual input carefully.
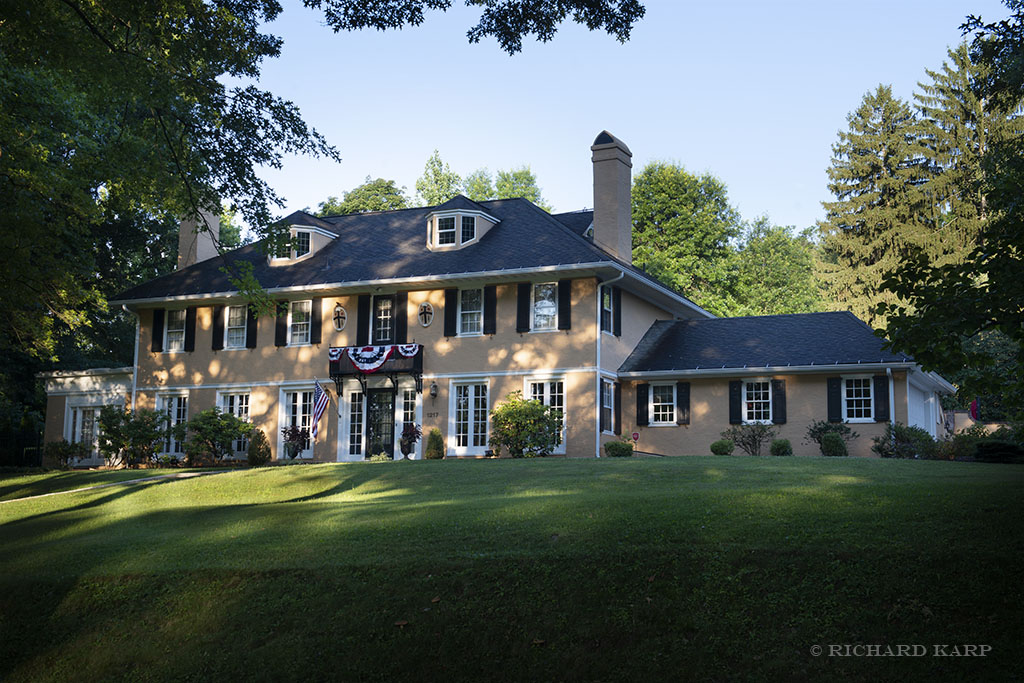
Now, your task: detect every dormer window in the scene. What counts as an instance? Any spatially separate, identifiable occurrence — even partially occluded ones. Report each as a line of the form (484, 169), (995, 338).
(294, 231), (311, 257)
(268, 222), (336, 265)
(437, 217), (456, 246)
(426, 204), (498, 251)
(461, 216), (476, 242)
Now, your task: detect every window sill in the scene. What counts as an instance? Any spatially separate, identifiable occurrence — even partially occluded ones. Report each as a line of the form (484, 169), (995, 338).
(221, 346), (250, 351)
(648, 422), (676, 427)
(162, 349), (186, 355)
(845, 418), (875, 424)
(287, 342), (311, 348)
(457, 331), (484, 338)
(742, 420), (773, 426)
(528, 328), (560, 334)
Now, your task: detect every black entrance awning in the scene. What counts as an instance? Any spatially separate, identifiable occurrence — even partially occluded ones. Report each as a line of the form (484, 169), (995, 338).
(329, 345), (424, 394)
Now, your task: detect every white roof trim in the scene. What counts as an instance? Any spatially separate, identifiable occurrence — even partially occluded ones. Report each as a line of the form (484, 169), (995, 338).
(618, 362), (919, 379)
(425, 208), (500, 224)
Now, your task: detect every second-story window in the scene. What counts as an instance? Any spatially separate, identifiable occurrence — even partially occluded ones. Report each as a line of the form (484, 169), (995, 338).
(437, 217), (456, 246)
(601, 286), (613, 333)
(290, 300), (311, 345)
(461, 216), (476, 242)
(293, 230), (311, 257)
(459, 288), (483, 335)
(225, 305), (247, 348)
(165, 310), (186, 352)
(373, 295), (395, 343)
(532, 283), (558, 331)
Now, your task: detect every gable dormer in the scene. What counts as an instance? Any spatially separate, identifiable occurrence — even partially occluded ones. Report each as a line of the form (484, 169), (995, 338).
(425, 195), (499, 251)
(268, 212), (338, 266)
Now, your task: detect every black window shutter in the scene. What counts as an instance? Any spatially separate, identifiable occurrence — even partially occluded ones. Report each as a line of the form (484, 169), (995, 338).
(394, 292), (408, 344)
(184, 306), (197, 352)
(827, 377), (843, 422)
(729, 380), (742, 424)
(275, 301), (288, 347)
(676, 381), (690, 425)
(483, 285), (497, 335)
(873, 375), (890, 422)
(613, 286), (622, 337)
(771, 379), (786, 424)
(211, 305), (224, 351)
(444, 288), (458, 337)
(245, 305), (258, 349)
(310, 297), (322, 345)
(636, 383), (649, 427)
(151, 309), (165, 353)
(614, 382), (622, 435)
(516, 283), (531, 333)
(356, 294), (370, 346)
(557, 279), (571, 330)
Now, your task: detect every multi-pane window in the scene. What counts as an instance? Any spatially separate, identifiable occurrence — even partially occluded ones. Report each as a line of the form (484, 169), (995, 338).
(225, 305), (247, 348)
(69, 407), (98, 456)
(285, 390), (313, 454)
(349, 392), (364, 456)
(293, 231), (311, 257)
(373, 295), (395, 343)
(651, 384), (676, 424)
(161, 395), (188, 454)
(437, 217), (456, 245)
(601, 380), (614, 433)
(290, 300), (311, 345)
(532, 283), (558, 330)
(743, 381), (771, 423)
(455, 383), (488, 449)
(222, 393), (250, 453)
(601, 286), (613, 333)
(459, 288), (483, 335)
(166, 310), (186, 352)
(844, 378), (873, 420)
(403, 389), (417, 426)
(530, 379), (565, 451)
(461, 216), (476, 242)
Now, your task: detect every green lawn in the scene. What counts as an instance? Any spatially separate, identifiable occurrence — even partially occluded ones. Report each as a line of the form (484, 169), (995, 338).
(0, 468), (209, 502)
(0, 457), (1020, 682)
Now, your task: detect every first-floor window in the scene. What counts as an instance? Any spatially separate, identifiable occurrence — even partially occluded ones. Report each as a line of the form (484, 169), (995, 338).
(69, 406), (100, 456)
(651, 384), (676, 424)
(601, 380), (614, 433)
(285, 390), (313, 454)
(221, 392), (250, 454)
(743, 380), (771, 423)
(844, 377), (873, 421)
(455, 383), (488, 449)
(160, 395), (188, 454)
(402, 389), (417, 426)
(349, 392), (364, 456)
(529, 378), (565, 450)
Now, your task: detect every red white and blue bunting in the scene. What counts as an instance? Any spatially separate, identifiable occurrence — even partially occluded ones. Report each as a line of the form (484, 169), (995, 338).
(330, 344), (421, 374)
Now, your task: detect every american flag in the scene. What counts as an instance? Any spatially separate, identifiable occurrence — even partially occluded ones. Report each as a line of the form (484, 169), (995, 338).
(311, 379), (331, 439)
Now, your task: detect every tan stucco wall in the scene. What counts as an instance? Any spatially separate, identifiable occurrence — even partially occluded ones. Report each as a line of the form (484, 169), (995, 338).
(618, 372), (910, 458)
(600, 289), (678, 372)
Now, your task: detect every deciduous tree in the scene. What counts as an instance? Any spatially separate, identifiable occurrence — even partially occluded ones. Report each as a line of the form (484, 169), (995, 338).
(316, 177), (410, 215)
(415, 151), (462, 206)
(731, 218), (821, 316)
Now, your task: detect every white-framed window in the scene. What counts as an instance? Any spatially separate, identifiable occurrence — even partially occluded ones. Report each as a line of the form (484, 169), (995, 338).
(452, 382), (488, 454)
(283, 389), (314, 457)
(650, 384), (676, 425)
(165, 309), (186, 352)
(459, 288), (483, 335)
(528, 377), (565, 453)
(68, 406), (98, 456)
(436, 217), (456, 246)
(289, 300), (311, 345)
(461, 216), (476, 242)
(743, 380), (772, 424)
(373, 295), (395, 344)
(349, 391), (364, 457)
(402, 389), (417, 426)
(225, 305), (247, 349)
(601, 379), (615, 434)
(220, 392), (251, 454)
(293, 230), (311, 257)
(843, 376), (874, 422)
(532, 282), (558, 331)
(600, 285), (614, 334)
(158, 394), (188, 455)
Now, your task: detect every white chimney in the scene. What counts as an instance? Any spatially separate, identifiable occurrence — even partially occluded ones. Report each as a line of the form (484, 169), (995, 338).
(591, 131), (633, 265)
(177, 207), (221, 269)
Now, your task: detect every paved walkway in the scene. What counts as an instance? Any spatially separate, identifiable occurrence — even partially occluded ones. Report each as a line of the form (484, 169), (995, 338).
(0, 470), (224, 504)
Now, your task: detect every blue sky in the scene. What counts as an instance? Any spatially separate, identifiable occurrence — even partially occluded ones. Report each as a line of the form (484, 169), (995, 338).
(254, 0), (1010, 232)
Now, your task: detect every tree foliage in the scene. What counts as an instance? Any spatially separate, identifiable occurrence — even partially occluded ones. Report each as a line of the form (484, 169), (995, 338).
(495, 167), (551, 210)
(489, 391), (562, 458)
(97, 406), (168, 468)
(316, 177), (410, 215)
(179, 407), (252, 465)
(415, 151), (463, 206)
(730, 218), (821, 316)
(462, 169), (496, 202)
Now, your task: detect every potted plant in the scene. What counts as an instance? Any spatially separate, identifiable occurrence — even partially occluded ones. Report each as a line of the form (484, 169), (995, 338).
(399, 423), (422, 459)
(281, 424), (310, 459)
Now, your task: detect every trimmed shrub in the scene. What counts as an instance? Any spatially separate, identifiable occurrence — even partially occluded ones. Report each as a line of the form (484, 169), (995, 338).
(805, 420), (858, 454)
(871, 422), (936, 459)
(44, 439), (89, 470)
(247, 429), (272, 467)
(975, 440), (1024, 463)
(821, 432), (848, 457)
(710, 439), (734, 455)
(604, 441), (633, 457)
(770, 438), (793, 456)
(721, 423), (777, 457)
(368, 452), (391, 462)
(424, 428), (445, 460)
(489, 391), (561, 458)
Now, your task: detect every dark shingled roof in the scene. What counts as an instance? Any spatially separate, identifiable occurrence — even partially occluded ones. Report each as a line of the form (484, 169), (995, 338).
(552, 210), (594, 237)
(618, 312), (911, 373)
(286, 210), (340, 234)
(113, 199), (632, 302)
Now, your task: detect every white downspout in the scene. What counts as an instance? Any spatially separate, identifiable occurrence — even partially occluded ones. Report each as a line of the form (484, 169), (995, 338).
(595, 270), (626, 458)
(886, 367), (895, 426)
(125, 305), (140, 412)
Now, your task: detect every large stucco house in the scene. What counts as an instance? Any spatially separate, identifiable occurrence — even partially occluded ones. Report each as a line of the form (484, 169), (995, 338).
(42, 132), (954, 464)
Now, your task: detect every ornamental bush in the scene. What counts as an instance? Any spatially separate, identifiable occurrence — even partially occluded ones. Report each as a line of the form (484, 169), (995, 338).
(97, 406), (168, 468)
(805, 420), (858, 454)
(721, 424), (777, 457)
(710, 439), (734, 455)
(604, 441), (633, 457)
(424, 428), (445, 460)
(871, 422), (936, 459)
(820, 432), (847, 457)
(975, 440), (1024, 463)
(489, 391), (562, 458)
(770, 438), (793, 456)
(44, 439), (89, 470)
(247, 429), (272, 467)
(181, 407), (253, 466)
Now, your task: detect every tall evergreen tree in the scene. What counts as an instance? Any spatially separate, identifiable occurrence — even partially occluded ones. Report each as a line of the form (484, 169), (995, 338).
(818, 85), (931, 327)
(415, 151), (462, 206)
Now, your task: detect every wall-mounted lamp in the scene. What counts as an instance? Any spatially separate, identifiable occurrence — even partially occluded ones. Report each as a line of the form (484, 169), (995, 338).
(429, 382), (439, 399)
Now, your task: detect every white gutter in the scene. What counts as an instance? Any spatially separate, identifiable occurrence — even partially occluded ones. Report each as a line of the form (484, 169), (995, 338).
(618, 361), (917, 380)
(595, 269), (626, 458)
(124, 305), (140, 411)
